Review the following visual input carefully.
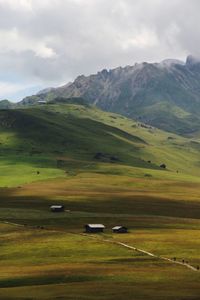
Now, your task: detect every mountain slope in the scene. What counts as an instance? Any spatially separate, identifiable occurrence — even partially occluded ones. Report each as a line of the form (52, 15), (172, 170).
(21, 55), (200, 135)
(1, 101), (200, 186)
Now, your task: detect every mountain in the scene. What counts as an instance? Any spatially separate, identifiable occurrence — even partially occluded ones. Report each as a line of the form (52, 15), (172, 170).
(20, 55), (200, 136)
(36, 87), (55, 95)
(0, 100), (15, 109)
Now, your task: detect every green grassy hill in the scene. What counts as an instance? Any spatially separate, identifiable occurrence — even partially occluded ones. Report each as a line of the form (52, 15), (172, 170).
(0, 101), (200, 187)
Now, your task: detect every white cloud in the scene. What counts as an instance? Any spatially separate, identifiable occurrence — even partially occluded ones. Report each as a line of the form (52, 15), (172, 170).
(0, 28), (56, 58)
(0, 0), (199, 100)
(0, 81), (36, 99)
(0, 0), (33, 11)
(0, 81), (24, 95)
(119, 29), (159, 50)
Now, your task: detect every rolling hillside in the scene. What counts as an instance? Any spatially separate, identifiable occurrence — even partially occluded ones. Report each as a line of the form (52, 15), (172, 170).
(1, 100), (200, 187)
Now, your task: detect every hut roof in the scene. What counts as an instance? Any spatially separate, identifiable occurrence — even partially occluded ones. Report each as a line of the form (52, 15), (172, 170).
(50, 205), (64, 209)
(112, 226), (125, 230)
(87, 224), (105, 228)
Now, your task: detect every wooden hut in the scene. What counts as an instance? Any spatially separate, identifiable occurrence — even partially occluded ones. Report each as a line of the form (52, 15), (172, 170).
(50, 205), (65, 212)
(112, 226), (128, 233)
(85, 224), (105, 233)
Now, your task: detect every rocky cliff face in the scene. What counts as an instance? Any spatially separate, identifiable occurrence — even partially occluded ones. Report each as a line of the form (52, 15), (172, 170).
(21, 56), (200, 135)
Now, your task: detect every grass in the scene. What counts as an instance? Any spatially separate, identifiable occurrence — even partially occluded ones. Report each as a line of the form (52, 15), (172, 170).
(0, 154), (65, 187)
(1, 102), (200, 187)
(0, 219), (200, 299)
(0, 102), (200, 299)
(0, 173), (200, 299)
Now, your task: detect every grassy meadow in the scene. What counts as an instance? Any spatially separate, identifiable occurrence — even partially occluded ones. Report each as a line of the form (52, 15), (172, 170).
(0, 103), (200, 299)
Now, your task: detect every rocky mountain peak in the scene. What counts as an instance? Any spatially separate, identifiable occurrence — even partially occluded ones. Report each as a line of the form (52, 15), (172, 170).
(186, 55), (200, 66)
(160, 59), (184, 67)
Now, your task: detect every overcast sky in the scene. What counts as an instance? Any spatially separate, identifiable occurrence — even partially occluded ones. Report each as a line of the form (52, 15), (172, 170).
(0, 0), (199, 101)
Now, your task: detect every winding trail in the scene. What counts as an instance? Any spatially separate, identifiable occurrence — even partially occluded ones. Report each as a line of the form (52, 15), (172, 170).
(1, 220), (199, 272)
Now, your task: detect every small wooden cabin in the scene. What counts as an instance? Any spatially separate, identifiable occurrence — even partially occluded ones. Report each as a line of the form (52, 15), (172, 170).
(85, 224), (105, 233)
(50, 205), (65, 212)
(112, 226), (128, 233)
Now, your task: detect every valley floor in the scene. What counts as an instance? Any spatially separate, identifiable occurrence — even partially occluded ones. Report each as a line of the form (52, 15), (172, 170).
(0, 171), (200, 300)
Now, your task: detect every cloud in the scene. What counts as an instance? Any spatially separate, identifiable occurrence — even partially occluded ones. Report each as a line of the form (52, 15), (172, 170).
(0, 80), (41, 100)
(0, 28), (57, 58)
(0, 0), (33, 11)
(0, 0), (199, 101)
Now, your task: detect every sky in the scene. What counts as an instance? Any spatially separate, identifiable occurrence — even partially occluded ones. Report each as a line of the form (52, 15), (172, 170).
(0, 0), (199, 102)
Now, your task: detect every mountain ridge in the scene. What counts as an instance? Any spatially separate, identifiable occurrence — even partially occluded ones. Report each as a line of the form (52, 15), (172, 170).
(3, 55), (200, 135)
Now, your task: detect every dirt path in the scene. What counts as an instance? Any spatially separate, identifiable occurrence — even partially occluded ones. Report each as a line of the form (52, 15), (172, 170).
(80, 234), (199, 272)
(118, 241), (198, 272)
(1, 221), (199, 272)
(2, 221), (25, 227)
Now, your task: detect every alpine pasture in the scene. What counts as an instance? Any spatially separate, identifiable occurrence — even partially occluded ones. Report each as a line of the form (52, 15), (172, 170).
(0, 103), (200, 299)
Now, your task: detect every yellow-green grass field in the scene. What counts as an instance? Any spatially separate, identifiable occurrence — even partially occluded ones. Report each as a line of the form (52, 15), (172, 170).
(0, 223), (199, 300)
(0, 171), (200, 299)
